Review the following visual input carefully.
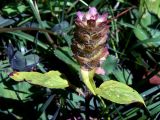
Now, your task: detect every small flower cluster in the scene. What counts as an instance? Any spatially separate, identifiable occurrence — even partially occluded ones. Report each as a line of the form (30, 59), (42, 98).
(72, 7), (109, 70)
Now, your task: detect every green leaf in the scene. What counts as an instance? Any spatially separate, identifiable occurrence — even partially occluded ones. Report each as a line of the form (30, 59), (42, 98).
(113, 67), (133, 85)
(90, 0), (101, 6)
(10, 71), (69, 89)
(9, 31), (49, 50)
(96, 55), (118, 81)
(17, 4), (27, 13)
(133, 25), (149, 41)
(96, 80), (145, 105)
(2, 6), (17, 15)
(2, 3), (27, 15)
(102, 55), (118, 74)
(131, 35), (160, 49)
(140, 11), (152, 27)
(0, 81), (31, 100)
(67, 93), (84, 109)
(141, 0), (160, 18)
(0, 70), (32, 100)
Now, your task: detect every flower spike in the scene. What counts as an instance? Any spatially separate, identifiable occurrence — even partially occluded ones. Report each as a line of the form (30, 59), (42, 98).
(72, 7), (109, 70)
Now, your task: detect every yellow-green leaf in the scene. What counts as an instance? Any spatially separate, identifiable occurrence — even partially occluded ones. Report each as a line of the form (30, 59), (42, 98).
(10, 71), (69, 89)
(96, 80), (145, 105)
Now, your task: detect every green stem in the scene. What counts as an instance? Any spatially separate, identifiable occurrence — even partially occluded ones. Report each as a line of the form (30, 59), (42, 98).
(109, 6), (118, 59)
(98, 95), (106, 108)
(80, 69), (96, 95)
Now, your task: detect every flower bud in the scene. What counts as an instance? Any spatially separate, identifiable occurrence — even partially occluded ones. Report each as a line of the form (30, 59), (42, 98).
(72, 7), (109, 70)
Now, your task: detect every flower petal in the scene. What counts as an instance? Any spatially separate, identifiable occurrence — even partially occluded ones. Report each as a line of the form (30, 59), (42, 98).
(88, 7), (97, 16)
(97, 14), (108, 23)
(96, 67), (106, 75)
(100, 47), (109, 62)
(77, 11), (84, 21)
(86, 7), (98, 20)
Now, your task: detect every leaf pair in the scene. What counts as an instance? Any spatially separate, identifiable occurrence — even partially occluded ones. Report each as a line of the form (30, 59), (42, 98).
(81, 69), (145, 105)
(10, 69), (145, 105)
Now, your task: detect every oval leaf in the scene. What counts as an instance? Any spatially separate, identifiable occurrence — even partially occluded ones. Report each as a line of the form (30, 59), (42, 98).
(10, 71), (69, 89)
(133, 26), (149, 41)
(96, 80), (145, 105)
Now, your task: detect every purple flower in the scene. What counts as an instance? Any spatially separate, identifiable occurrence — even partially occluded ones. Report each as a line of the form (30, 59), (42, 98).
(97, 14), (108, 23)
(88, 7), (97, 15)
(76, 11), (84, 21)
(72, 7), (109, 70)
(76, 7), (108, 26)
(86, 7), (98, 20)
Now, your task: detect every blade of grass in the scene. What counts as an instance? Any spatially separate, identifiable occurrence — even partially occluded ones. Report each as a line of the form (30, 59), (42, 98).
(9, 31), (49, 50)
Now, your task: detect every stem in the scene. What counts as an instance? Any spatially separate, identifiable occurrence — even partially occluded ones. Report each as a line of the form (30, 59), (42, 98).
(0, 27), (56, 35)
(0, 27), (58, 48)
(80, 69), (97, 95)
(98, 95), (106, 108)
(85, 92), (91, 120)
